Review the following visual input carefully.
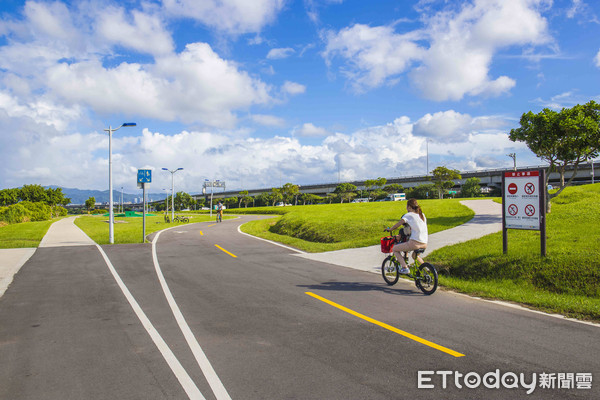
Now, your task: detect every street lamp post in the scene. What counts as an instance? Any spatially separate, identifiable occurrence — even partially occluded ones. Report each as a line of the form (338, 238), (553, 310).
(507, 153), (516, 171)
(162, 168), (183, 221)
(104, 122), (136, 244)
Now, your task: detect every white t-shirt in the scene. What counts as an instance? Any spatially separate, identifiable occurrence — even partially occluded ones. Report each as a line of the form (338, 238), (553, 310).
(402, 212), (428, 244)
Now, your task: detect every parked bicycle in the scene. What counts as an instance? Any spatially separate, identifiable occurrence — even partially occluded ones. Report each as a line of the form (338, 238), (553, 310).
(172, 215), (189, 223)
(380, 227), (438, 295)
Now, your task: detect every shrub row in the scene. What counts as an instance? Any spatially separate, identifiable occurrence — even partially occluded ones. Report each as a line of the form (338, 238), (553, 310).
(0, 202), (66, 224)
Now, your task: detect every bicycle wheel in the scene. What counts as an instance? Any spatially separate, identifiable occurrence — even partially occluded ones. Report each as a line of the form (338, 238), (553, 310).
(381, 256), (399, 285)
(415, 263), (438, 295)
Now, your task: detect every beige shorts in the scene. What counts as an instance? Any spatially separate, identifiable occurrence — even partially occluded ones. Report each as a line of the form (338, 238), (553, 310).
(393, 239), (427, 254)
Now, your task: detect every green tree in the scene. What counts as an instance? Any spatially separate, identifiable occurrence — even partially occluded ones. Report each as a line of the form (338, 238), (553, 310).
(301, 193), (322, 205)
(461, 177), (482, 198)
(224, 196), (238, 209)
(0, 188), (19, 206)
(85, 197), (96, 213)
(281, 183), (300, 205)
(375, 177), (387, 189)
(509, 101), (600, 210)
(238, 190), (249, 208)
(174, 191), (193, 210)
(270, 188), (283, 206)
(334, 183), (357, 203)
(383, 183), (404, 194)
(45, 187), (70, 206)
(430, 166), (461, 199)
(406, 184), (436, 199)
(19, 184), (48, 203)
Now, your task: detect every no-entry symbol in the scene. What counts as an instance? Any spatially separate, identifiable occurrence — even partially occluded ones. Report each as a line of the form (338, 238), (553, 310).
(525, 204), (536, 216)
(508, 204), (518, 216)
(508, 183), (518, 195)
(525, 182), (535, 195)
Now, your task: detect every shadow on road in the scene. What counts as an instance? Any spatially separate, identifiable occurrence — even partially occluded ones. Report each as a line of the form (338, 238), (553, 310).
(298, 280), (423, 296)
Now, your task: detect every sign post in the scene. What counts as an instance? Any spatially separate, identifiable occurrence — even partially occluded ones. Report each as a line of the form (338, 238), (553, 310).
(502, 169), (546, 256)
(137, 169), (152, 243)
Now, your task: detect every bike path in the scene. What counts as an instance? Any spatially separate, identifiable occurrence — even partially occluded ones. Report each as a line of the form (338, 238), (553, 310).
(293, 199), (502, 273)
(0, 216), (95, 299)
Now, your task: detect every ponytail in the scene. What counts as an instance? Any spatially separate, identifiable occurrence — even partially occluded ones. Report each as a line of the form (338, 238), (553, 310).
(407, 198), (424, 221)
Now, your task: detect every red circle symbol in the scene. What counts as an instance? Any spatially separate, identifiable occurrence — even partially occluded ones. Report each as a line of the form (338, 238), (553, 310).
(508, 183), (518, 195)
(525, 204), (536, 216)
(525, 182), (535, 195)
(508, 204), (518, 216)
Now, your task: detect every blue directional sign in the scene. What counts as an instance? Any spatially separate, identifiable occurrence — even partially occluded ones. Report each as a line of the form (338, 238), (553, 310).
(137, 169), (152, 183)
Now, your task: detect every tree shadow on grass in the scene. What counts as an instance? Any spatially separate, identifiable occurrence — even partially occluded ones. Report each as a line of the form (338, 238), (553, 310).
(298, 280), (423, 296)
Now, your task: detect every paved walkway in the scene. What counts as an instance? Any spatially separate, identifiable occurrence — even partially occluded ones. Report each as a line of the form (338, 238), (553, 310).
(0, 216), (95, 298)
(294, 200), (502, 274)
(38, 216), (96, 247)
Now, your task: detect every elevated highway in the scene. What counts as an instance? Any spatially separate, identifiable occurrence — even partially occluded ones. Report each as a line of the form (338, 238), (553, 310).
(191, 162), (599, 201)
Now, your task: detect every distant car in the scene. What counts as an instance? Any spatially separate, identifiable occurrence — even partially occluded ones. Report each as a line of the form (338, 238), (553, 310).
(275, 202), (292, 206)
(201, 207), (209, 210)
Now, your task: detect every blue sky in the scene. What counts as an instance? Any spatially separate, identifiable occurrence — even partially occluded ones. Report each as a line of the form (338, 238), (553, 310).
(0, 0), (598, 194)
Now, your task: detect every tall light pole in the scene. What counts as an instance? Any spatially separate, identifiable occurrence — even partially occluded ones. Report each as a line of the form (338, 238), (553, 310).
(162, 167), (183, 221)
(104, 122), (136, 244)
(507, 153), (516, 171)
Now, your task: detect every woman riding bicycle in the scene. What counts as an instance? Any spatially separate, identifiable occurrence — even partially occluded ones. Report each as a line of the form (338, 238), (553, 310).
(385, 198), (428, 274)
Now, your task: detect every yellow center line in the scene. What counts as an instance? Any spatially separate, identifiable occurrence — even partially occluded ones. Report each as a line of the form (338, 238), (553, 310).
(199, 231), (204, 236)
(207, 224), (217, 227)
(215, 244), (237, 258)
(305, 292), (465, 358)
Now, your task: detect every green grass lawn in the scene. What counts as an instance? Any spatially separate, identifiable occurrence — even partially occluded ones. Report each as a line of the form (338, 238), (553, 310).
(239, 199), (474, 252)
(74, 213), (235, 244)
(426, 184), (600, 321)
(0, 219), (59, 248)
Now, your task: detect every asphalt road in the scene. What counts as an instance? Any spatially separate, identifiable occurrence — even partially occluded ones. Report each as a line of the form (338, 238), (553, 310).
(0, 216), (598, 399)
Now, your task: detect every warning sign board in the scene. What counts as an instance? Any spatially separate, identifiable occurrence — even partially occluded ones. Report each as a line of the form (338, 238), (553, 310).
(503, 171), (541, 230)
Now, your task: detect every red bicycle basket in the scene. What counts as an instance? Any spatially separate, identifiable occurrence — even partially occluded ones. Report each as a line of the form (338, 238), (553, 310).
(380, 236), (395, 253)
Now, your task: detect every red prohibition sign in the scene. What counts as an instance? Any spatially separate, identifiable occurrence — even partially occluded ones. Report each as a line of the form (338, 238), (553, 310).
(525, 204), (536, 216)
(508, 183), (518, 195)
(525, 182), (535, 195)
(508, 204), (518, 216)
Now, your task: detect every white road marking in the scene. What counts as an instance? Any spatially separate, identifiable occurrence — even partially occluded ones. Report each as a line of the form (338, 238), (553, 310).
(153, 230), (232, 400)
(95, 244), (206, 400)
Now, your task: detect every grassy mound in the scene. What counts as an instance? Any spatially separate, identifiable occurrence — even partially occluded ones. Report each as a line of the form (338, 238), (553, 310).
(240, 200), (474, 253)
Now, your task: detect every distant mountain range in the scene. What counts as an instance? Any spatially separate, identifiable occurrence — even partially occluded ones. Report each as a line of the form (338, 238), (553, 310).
(46, 186), (169, 205)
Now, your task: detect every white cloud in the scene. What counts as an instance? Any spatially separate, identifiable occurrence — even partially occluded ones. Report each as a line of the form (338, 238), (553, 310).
(323, 23), (424, 92)
(296, 123), (329, 137)
(251, 114), (286, 127)
(0, 3), (274, 128)
(413, 111), (474, 141)
(96, 6), (174, 56)
(0, 110), (538, 191)
(267, 47), (295, 59)
(413, 0), (552, 101)
(44, 43), (272, 127)
(595, 49), (600, 67)
(282, 81), (306, 96)
(161, 0), (286, 35)
(323, 0), (553, 99)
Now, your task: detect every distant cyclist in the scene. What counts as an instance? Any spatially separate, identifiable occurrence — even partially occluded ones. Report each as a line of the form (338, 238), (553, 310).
(216, 201), (223, 223)
(385, 198), (428, 274)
